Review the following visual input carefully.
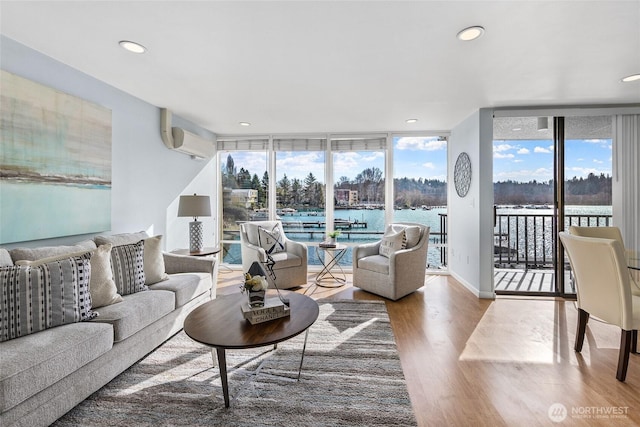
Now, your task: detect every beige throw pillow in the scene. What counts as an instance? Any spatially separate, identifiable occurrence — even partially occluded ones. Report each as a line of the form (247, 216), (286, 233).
(389, 224), (421, 248)
(379, 230), (407, 258)
(16, 244), (123, 308)
(144, 235), (169, 285)
(89, 244), (123, 308)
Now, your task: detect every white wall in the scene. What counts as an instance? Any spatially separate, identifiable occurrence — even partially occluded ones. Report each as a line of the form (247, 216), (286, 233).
(448, 109), (495, 299)
(1, 36), (217, 251)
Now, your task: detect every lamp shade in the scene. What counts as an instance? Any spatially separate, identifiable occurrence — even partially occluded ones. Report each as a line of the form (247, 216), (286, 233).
(178, 194), (211, 218)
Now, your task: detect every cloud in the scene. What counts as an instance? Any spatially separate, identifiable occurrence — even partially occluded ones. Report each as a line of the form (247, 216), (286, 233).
(493, 144), (515, 153)
(583, 139), (612, 150)
(422, 162), (435, 169)
(577, 158), (584, 161)
(396, 137), (447, 151)
(593, 159), (603, 164)
(517, 148), (530, 154)
(494, 167), (553, 182)
(494, 152), (514, 159)
(534, 146), (552, 153)
(513, 159), (524, 163)
(567, 166), (610, 177)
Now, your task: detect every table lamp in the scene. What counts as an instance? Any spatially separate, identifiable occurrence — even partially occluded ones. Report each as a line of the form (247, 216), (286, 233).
(178, 194), (211, 252)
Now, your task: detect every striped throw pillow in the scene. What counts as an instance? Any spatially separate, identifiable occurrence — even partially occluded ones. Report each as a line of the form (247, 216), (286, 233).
(110, 240), (147, 295)
(0, 256), (96, 342)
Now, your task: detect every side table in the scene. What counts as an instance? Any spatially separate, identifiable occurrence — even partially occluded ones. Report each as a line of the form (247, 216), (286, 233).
(171, 247), (221, 257)
(315, 244), (347, 287)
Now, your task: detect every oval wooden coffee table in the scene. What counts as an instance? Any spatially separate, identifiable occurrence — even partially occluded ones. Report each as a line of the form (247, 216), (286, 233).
(184, 290), (319, 407)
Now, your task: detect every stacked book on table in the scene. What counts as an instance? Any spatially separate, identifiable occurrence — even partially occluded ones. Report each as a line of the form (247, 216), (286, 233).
(319, 240), (336, 248)
(241, 298), (291, 324)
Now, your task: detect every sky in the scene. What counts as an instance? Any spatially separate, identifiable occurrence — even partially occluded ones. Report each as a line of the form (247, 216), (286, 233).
(493, 138), (612, 182)
(219, 136), (612, 185)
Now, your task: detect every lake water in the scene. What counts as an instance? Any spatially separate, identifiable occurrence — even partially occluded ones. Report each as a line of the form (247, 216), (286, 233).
(222, 205), (612, 269)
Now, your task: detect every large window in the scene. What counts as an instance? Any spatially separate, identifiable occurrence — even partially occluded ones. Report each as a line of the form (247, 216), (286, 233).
(217, 133), (449, 270)
(274, 137), (326, 246)
(329, 136), (387, 267)
(218, 138), (269, 265)
(392, 135), (448, 270)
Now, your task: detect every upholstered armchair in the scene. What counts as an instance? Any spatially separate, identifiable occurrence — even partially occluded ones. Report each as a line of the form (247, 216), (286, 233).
(559, 232), (640, 381)
(239, 220), (308, 289)
(352, 222), (429, 301)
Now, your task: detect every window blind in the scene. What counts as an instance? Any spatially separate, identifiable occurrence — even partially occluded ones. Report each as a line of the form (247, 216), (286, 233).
(217, 138), (269, 151)
(330, 137), (387, 151)
(273, 138), (327, 151)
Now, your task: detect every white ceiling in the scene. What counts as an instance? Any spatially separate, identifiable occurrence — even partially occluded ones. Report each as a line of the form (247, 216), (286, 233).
(1, 1), (639, 135)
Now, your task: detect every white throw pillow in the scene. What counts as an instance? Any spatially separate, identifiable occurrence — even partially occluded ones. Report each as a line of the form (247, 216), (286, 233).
(258, 225), (285, 255)
(379, 230), (407, 258)
(143, 235), (169, 285)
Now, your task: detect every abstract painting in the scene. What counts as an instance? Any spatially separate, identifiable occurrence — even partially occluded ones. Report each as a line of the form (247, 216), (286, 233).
(0, 69), (112, 244)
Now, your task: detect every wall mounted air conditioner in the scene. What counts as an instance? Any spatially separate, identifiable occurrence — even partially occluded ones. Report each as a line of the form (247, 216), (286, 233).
(171, 127), (215, 159)
(160, 108), (215, 159)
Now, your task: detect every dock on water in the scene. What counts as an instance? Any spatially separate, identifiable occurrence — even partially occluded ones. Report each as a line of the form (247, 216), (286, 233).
(280, 219), (367, 230)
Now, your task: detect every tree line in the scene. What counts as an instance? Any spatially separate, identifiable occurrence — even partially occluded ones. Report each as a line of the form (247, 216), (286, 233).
(222, 155), (612, 209)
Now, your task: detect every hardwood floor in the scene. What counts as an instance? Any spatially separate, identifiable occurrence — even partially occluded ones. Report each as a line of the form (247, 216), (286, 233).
(217, 269), (640, 426)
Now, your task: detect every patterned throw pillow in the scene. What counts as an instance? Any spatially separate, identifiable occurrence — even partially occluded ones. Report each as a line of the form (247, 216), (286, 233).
(379, 230), (407, 258)
(258, 225), (285, 255)
(0, 256), (96, 343)
(110, 240), (147, 295)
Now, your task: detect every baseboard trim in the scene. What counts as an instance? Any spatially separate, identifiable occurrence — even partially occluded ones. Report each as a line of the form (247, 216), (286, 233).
(450, 271), (495, 300)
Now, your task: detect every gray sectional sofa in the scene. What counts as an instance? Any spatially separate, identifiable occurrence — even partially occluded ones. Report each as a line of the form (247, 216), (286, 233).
(0, 232), (217, 427)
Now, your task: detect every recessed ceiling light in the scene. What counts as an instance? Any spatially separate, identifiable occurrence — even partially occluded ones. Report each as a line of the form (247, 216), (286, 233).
(621, 73), (640, 82)
(405, 118), (418, 124)
(239, 122), (251, 127)
(119, 40), (146, 54)
(457, 26), (485, 41)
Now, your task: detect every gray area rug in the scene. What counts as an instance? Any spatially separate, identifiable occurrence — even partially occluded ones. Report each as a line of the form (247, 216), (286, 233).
(54, 300), (416, 426)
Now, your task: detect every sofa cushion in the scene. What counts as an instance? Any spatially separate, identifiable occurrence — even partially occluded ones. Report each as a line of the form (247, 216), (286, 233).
(91, 289), (175, 342)
(0, 321), (113, 413)
(8, 240), (97, 263)
(0, 257), (96, 343)
(143, 235), (169, 285)
(110, 241), (147, 296)
(149, 272), (211, 308)
(357, 254), (390, 275)
(0, 249), (12, 267)
(270, 251), (302, 269)
(379, 230), (406, 258)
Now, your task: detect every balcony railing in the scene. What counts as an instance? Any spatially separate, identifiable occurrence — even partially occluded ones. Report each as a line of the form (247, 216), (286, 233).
(438, 213), (612, 269)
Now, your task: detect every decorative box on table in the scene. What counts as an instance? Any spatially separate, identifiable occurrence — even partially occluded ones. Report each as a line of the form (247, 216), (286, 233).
(241, 297), (291, 325)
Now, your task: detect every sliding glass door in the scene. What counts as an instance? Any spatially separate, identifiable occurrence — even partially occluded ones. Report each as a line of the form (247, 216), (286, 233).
(492, 115), (612, 296)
